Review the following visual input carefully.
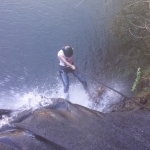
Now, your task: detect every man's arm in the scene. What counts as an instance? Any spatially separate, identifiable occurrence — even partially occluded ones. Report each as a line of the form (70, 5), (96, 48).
(58, 55), (76, 70)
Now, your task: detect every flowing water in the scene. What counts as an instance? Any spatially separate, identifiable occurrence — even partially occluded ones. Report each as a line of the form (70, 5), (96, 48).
(0, 0), (127, 126)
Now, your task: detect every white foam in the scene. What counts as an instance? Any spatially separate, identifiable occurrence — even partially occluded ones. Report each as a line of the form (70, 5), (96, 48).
(69, 83), (91, 107)
(0, 91), (53, 128)
(93, 83), (124, 113)
(0, 81), (126, 128)
(0, 115), (11, 128)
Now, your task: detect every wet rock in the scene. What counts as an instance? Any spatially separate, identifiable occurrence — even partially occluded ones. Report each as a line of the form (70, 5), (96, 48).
(0, 143), (14, 150)
(11, 109), (33, 123)
(0, 110), (12, 119)
(0, 129), (67, 150)
(0, 98), (150, 150)
(90, 86), (105, 104)
(106, 96), (150, 112)
(105, 100), (125, 112)
(120, 96), (150, 111)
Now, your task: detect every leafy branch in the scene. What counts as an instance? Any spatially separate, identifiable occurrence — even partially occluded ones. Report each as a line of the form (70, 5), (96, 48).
(132, 67), (141, 91)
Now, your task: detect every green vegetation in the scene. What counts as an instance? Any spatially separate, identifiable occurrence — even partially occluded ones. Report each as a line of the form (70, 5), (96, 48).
(109, 0), (150, 83)
(136, 65), (150, 95)
(131, 67), (141, 91)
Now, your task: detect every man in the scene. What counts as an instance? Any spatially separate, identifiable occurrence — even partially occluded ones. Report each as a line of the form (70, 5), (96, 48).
(58, 45), (88, 100)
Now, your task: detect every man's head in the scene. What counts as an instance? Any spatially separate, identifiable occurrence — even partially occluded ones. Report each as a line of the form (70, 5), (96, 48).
(62, 45), (73, 57)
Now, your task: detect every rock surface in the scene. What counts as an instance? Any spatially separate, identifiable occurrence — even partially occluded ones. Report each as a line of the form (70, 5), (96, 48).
(0, 98), (150, 150)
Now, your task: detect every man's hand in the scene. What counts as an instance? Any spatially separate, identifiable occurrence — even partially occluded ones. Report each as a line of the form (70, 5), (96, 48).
(70, 65), (76, 70)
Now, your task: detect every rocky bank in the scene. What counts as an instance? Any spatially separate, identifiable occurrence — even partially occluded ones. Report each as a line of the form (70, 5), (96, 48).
(0, 98), (150, 150)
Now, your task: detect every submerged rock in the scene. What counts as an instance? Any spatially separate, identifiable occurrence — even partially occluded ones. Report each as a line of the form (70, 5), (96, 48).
(0, 98), (150, 150)
(0, 109), (12, 119)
